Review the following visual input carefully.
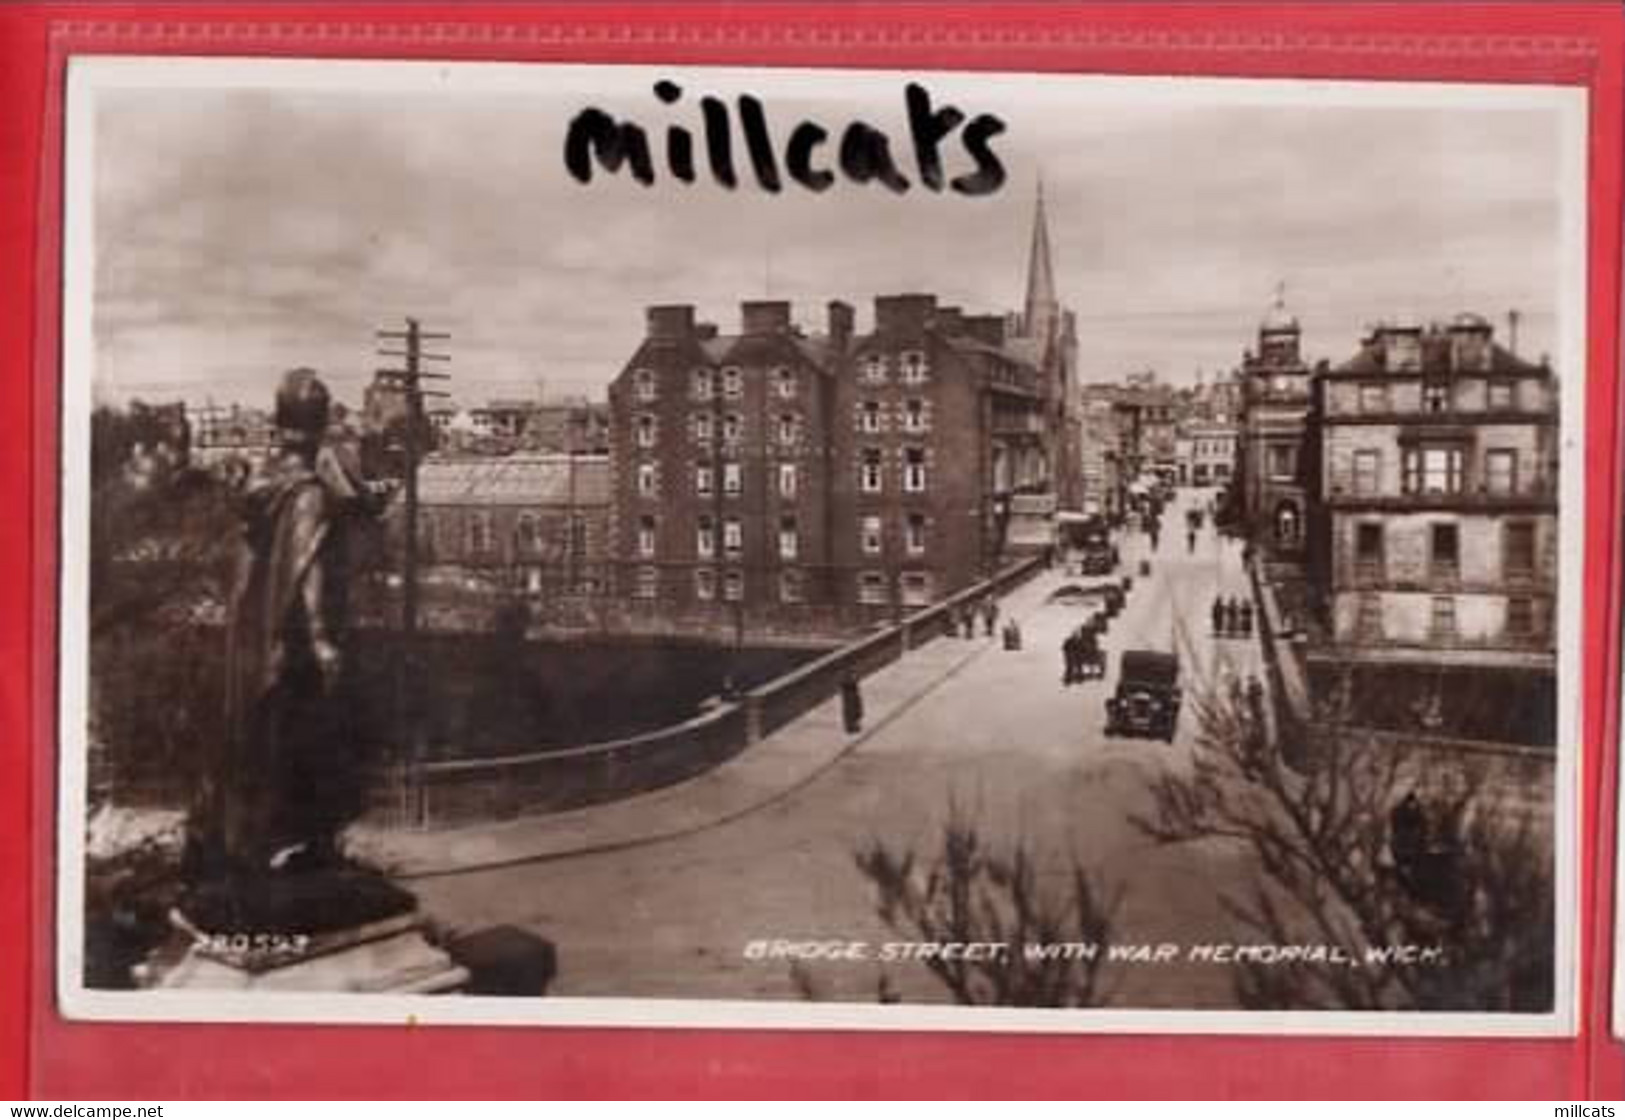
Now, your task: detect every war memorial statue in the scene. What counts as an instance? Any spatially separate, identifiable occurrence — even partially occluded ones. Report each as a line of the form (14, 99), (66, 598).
(157, 368), (467, 991)
(184, 367), (363, 882)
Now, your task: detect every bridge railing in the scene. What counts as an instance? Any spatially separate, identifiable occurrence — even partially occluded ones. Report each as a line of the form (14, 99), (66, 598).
(403, 554), (1047, 827)
(410, 702), (747, 825)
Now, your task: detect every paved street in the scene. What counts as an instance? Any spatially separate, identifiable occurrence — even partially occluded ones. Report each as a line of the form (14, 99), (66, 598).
(415, 487), (1276, 1008)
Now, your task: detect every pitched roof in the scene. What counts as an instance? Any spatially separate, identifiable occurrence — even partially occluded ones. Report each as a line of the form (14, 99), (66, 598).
(939, 332), (1042, 374)
(411, 454), (611, 507)
(696, 332), (838, 373)
(1331, 338), (1548, 378)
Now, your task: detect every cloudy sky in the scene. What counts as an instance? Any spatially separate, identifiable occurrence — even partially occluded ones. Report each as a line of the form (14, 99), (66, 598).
(85, 62), (1574, 409)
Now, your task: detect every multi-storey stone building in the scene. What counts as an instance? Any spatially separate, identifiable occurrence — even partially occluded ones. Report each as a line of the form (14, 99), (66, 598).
(1316, 314), (1557, 664)
(1077, 387), (1125, 518)
(606, 196), (1075, 631)
(607, 293), (1069, 625)
(606, 298), (843, 614)
(832, 295), (1062, 607)
(1177, 420), (1239, 487)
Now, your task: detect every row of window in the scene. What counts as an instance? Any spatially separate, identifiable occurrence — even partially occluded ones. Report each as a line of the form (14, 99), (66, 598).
(630, 352), (930, 403)
(861, 447), (929, 493)
(635, 461), (802, 499)
(691, 461), (798, 498)
(1353, 593), (1536, 640)
(627, 566), (935, 605)
(857, 399), (932, 433)
(424, 511), (590, 557)
(633, 400), (936, 450)
(1350, 377), (1524, 416)
(630, 565), (757, 602)
(637, 412), (806, 448)
(1351, 520), (1537, 580)
(1343, 446), (1533, 497)
(633, 512), (931, 560)
(633, 450), (929, 498)
(863, 352), (930, 384)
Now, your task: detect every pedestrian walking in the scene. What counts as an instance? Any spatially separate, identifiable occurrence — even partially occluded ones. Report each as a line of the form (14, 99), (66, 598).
(961, 607), (976, 639)
(1245, 674), (1266, 724)
(1239, 673), (1268, 771)
(1061, 630), (1080, 685)
(840, 671), (864, 734)
(1187, 528), (1197, 553)
(1002, 619), (1022, 650)
(982, 597), (999, 637)
(1238, 598), (1254, 636)
(1211, 596), (1225, 638)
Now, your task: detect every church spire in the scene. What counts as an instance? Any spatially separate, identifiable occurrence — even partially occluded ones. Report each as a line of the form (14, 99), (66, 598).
(1024, 180), (1058, 344)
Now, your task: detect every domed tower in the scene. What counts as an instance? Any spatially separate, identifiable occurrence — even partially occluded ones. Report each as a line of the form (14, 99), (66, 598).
(1252, 283), (1309, 395)
(1236, 282), (1316, 570)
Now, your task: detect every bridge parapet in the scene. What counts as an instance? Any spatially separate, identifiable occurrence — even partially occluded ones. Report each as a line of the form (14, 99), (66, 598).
(400, 555), (1047, 827)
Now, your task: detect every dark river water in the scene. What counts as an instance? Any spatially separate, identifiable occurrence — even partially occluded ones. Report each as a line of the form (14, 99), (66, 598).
(92, 625), (826, 803)
(376, 631), (823, 760)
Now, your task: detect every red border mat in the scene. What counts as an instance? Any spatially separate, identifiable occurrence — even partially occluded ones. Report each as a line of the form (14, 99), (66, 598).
(3, 2), (1622, 1098)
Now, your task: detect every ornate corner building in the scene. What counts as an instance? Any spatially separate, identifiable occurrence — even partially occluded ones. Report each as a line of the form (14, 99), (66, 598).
(1236, 302), (1559, 746)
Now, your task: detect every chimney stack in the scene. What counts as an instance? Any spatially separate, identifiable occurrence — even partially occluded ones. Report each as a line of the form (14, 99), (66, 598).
(873, 294), (938, 336)
(827, 300), (854, 353)
(741, 300), (792, 337)
(1507, 308), (1521, 357)
(963, 314), (1007, 348)
(646, 304), (696, 340)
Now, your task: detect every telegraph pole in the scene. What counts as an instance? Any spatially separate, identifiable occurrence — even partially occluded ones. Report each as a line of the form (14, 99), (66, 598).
(375, 317), (450, 826)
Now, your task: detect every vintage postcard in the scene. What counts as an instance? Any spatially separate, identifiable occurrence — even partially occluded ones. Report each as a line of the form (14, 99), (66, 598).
(57, 55), (1586, 1034)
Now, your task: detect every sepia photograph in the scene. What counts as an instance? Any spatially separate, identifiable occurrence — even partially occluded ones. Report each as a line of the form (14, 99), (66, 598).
(56, 57), (1585, 1033)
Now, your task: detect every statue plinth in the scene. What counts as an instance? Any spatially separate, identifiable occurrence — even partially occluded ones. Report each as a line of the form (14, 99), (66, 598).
(144, 867), (467, 994)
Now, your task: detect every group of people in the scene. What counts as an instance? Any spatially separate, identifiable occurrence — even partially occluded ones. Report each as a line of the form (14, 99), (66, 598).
(840, 595), (1010, 735)
(1211, 594), (1254, 638)
(1061, 618), (1105, 685)
(948, 596), (1001, 640)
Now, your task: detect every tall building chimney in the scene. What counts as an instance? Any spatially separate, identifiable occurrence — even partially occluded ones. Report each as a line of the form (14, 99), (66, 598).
(1507, 308), (1521, 357)
(874, 294), (938, 335)
(647, 304), (697, 340)
(827, 300), (854, 353)
(741, 300), (792, 337)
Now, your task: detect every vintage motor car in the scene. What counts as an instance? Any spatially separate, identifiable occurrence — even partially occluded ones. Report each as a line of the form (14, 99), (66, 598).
(1077, 519), (1118, 576)
(1104, 649), (1182, 742)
